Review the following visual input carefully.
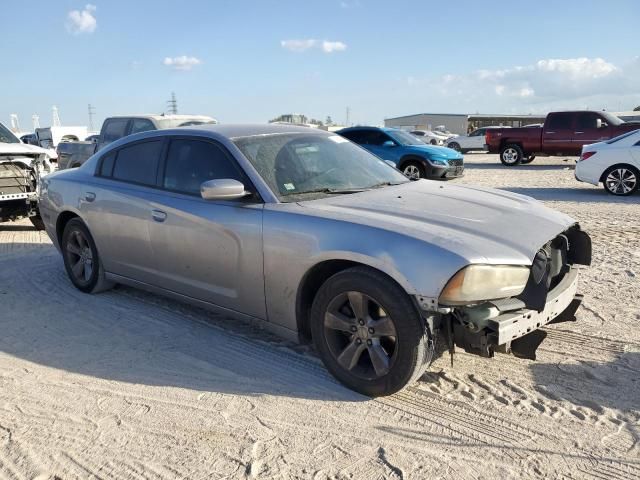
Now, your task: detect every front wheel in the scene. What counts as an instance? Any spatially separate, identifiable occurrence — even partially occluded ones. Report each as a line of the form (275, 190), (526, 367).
(603, 166), (638, 196)
(310, 266), (433, 396)
(448, 142), (461, 152)
(402, 161), (425, 180)
(500, 144), (523, 166)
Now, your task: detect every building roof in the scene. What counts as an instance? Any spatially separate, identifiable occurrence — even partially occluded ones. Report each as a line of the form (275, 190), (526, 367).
(385, 113), (468, 121)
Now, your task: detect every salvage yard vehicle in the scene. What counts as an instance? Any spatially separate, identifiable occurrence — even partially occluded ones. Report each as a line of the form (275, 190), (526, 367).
(575, 129), (640, 196)
(410, 130), (446, 145)
(486, 110), (640, 166)
(446, 126), (504, 154)
(56, 114), (217, 170)
(337, 126), (464, 180)
(0, 121), (53, 229)
(40, 124), (591, 396)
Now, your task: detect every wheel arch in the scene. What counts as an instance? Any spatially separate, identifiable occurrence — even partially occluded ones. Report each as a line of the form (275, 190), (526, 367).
(56, 211), (81, 247)
(397, 155), (428, 172)
(295, 259), (416, 344)
(599, 163), (639, 182)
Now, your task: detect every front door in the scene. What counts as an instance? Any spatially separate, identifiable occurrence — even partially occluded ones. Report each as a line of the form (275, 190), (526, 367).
(543, 113), (575, 154)
(574, 112), (610, 150)
(147, 137), (266, 319)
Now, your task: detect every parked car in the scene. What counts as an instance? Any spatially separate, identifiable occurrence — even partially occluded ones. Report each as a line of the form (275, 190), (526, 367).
(337, 126), (464, 180)
(433, 126), (457, 139)
(20, 133), (38, 145)
(40, 124), (591, 396)
(446, 127), (504, 153)
(575, 129), (640, 196)
(486, 111), (640, 166)
(410, 130), (446, 146)
(56, 114), (217, 169)
(0, 121), (53, 229)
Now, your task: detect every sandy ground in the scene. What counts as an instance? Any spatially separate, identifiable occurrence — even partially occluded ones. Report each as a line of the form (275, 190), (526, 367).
(0, 154), (639, 479)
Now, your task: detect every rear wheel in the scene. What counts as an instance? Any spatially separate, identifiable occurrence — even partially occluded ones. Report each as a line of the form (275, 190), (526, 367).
(402, 161), (425, 180)
(603, 165), (638, 196)
(62, 218), (114, 293)
(311, 267), (433, 396)
(500, 144), (523, 166)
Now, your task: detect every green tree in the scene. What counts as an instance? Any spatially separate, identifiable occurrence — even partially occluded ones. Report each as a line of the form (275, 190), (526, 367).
(634, 106), (640, 111)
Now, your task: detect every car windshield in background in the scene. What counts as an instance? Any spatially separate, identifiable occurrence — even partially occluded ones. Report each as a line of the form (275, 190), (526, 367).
(233, 133), (409, 202)
(605, 130), (639, 144)
(387, 130), (424, 146)
(0, 122), (20, 144)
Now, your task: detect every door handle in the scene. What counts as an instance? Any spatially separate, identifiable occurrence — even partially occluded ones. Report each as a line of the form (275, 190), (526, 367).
(84, 192), (96, 202)
(574, 131), (584, 134)
(151, 209), (167, 222)
(545, 131), (556, 134)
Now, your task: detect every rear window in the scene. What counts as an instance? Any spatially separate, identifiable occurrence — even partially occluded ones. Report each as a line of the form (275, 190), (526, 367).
(547, 114), (572, 130)
(111, 140), (163, 186)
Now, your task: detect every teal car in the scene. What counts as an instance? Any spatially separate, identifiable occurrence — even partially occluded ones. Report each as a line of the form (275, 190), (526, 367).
(337, 126), (464, 180)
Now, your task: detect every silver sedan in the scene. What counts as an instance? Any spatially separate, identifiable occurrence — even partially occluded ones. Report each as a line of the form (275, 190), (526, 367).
(39, 124), (591, 396)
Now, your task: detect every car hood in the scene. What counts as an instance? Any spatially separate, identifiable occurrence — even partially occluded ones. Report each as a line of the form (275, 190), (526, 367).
(0, 142), (51, 158)
(299, 180), (575, 265)
(404, 144), (462, 159)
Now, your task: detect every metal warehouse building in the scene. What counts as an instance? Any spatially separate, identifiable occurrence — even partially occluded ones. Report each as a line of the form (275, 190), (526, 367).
(384, 113), (547, 135)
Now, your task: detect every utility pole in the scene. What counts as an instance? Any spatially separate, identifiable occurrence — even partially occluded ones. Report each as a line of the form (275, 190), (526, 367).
(52, 106), (62, 127)
(345, 106), (350, 127)
(88, 104), (96, 132)
(167, 92), (178, 115)
(32, 114), (40, 130)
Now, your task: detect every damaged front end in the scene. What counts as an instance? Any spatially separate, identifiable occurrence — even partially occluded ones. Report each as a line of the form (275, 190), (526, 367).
(0, 154), (51, 224)
(436, 225), (592, 361)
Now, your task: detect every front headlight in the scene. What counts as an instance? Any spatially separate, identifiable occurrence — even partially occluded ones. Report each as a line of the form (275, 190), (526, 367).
(428, 157), (448, 166)
(439, 265), (530, 305)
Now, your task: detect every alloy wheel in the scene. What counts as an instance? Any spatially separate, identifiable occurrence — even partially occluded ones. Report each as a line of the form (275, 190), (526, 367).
(323, 291), (398, 380)
(502, 148), (519, 164)
(65, 230), (94, 283)
(403, 165), (421, 179)
(605, 168), (637, 195)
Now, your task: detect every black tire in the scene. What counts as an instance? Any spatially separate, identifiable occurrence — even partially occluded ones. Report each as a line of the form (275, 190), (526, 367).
(602, 165), (639, 196)
(430, 139), (437, 145)
(448, 142), (461, 152)
(500, 144), (523, 166)
(521, 154), (535, 164)
(61, 218), (114, 293)
(310, 266), (434, 397)
(30, 214), (45, 230)
(401, 161), (426, 180)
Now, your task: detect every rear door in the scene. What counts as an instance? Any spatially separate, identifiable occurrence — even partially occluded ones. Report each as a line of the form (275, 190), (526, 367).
(542, 113), (575, 154)
(81, 138), (165, 284)
(147, 137), (266, 318)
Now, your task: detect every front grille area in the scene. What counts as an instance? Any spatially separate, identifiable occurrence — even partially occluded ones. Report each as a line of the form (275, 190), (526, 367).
(448, 158), (463, 166)
(0, 163), (31, 195)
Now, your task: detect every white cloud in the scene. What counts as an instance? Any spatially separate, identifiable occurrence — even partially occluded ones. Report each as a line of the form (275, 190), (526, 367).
(163, 56), (202, 71)
(280, 39), (347, 54)
(322, 41), (347, 53)
(404, 56), (639, 113)
(66, 4), (97, 35)
(280, 39), (318, 52)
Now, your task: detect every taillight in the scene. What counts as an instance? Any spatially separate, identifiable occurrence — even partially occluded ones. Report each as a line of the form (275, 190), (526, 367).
(579, 151), (596, 162)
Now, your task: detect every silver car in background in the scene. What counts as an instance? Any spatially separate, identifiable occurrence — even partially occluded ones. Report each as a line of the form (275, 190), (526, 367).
(39, 124), (591, 396)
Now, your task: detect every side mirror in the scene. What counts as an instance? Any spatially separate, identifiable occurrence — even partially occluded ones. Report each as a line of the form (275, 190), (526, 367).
(200, 179), (249, 200)
(382, 140), (396, 148)
(596, 119), (608, 129)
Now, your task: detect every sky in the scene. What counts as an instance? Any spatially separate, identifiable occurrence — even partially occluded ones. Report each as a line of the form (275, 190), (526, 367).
(2, 0), (639, 131)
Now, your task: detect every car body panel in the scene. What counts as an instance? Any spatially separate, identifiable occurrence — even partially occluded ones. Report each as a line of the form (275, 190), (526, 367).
(575, 130), (640, 185)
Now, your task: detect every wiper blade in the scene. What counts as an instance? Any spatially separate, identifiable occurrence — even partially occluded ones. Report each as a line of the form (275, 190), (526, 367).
(367, 181), (408, 189)
(290, 187), (368, 195)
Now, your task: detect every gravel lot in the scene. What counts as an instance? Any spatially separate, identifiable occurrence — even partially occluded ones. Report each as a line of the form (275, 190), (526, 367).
(0, 154), (638, 479)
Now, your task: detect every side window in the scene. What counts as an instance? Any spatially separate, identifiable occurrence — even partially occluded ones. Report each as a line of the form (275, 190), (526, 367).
(112, 140), (163, 186)
(340, 131), (363, 143)
(98, 151), (116, 177)
(371, 131), (393, 146)
(547, 114), (572, 130)
(130, 119), (155, 135)
(101, 119), (129, 145)
(163, 139), (245, 196)
(576, 113), (598, 130)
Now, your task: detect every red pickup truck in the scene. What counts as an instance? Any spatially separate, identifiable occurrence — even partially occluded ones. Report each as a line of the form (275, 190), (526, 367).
(486, 111), (640, 166)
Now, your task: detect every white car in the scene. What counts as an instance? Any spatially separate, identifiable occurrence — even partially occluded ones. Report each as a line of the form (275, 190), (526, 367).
(410, 130), (446, 145)
(575, 129), (640, 196)
(446, 127), (505, 153)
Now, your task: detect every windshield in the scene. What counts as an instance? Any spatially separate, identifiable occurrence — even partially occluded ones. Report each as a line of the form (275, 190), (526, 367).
(0, 122), (20, 144)
(386, 129), (424, 146)
(601, 111), (623, 126)
(234, 133), (409, 202)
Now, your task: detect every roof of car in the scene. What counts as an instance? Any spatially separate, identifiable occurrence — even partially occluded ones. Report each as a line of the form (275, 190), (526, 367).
(107, 114), (216, 122)
(337, 126), (398, 133)
(178, 123), (330, 138)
